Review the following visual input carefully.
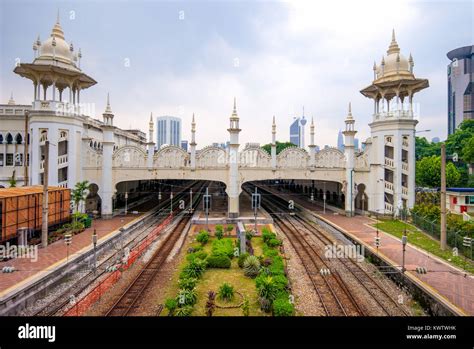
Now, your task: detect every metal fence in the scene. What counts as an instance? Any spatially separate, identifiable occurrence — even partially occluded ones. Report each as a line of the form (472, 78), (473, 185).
(410, 212), (472, 259)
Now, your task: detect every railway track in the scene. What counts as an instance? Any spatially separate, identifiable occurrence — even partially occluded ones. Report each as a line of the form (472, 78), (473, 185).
(105, 182), (206, 316)
(248, 184), (409, 316)
(33, 182), (200, 317)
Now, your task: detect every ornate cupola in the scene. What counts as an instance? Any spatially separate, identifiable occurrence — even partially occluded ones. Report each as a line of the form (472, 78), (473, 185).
(360, 30), (428, 121)
(228, 97), (240, 131)
(148, 112), (154, 142)
(102, 93), (114, 126)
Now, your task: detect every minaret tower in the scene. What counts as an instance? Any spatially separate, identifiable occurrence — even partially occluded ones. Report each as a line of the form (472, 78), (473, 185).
(101, 93), (115, 219)
(227, 97), (241, 219)
(343, 103), (357, 216)
(308, 117), (316, 168)
(361, 30), (429, 216)
(190, 113), (197, 170)
(147, 113), (155, 168)
(271, 116), (277, 170)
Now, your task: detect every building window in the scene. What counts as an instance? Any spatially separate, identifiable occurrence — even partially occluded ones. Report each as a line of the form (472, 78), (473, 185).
(14, 153), (23, 166)
(0, 154), (3, 166)
(466, 196), (474, 205)
(6, 133), (13, 144)
(6, 153), (14, 166)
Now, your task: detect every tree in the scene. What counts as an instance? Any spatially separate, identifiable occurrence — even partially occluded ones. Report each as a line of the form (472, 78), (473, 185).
(445, 119), (474, 157)
(261, 141), (297, 155)
(71, 180), (90, 215)
(415, 137), (440, 160)
(416, 156), (461, 188)
(461, 135), (474, 164)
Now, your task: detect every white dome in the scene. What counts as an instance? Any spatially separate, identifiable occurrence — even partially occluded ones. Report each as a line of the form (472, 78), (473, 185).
(36, 20), (76, 66)
(374, 31), (414, 81)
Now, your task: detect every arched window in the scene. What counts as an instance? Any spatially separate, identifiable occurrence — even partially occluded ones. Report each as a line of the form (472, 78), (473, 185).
(6, 133), (13, 144)
(0, 134), (3, 144)
(15, 133), (22, 144)
(93, 141), (97, 149)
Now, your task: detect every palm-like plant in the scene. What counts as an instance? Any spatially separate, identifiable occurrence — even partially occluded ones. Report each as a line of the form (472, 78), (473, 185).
(71, 180), (89, 216)
(217, 282), (234, 302)
(243, 255), (261, 278)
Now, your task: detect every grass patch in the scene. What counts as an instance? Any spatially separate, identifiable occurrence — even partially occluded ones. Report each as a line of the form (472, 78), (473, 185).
(374, 220), (474, 274)
(160, 233), (269, 316)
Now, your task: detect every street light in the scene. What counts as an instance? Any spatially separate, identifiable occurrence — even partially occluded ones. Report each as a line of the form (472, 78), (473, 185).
(401, 234), (408, 273)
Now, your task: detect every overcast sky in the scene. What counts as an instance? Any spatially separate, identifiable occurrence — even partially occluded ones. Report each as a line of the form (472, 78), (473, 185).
(1, 0), (472, 148)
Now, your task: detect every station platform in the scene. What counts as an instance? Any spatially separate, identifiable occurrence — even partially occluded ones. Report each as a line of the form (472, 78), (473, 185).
(262, 186), (474, 316)
(0, 213), (145, 302)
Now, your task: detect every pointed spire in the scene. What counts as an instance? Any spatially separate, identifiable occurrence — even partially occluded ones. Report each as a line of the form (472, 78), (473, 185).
(51, 11), (65, 40)
(104, 93), (113, 114)
(310, 117), (315, 133)
(36, 35), (41, 46)
(373, 61), (377, 70)
(8, 92), (15, 105)
(387, 29), (400, 54)
(272, 115), (276, 125)
(149, 112), (153, 123)
(231, 97), (238, 117)
(346, 102), (353, 120)
(192, 112), (195, 124)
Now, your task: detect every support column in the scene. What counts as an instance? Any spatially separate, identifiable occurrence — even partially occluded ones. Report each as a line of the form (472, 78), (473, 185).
(47, 126), (59, 185)
(271, 116), (276, 170)
(343, 103), (357, 217)
(308, 117), (316, 167)
(407, 128), (416, 208)
(190, 114), (196, 170)
(101, 127), (114, 218)
(227, 98), (241, 219)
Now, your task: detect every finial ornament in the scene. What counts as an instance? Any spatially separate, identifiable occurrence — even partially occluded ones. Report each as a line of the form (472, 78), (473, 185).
(105, 93), (113, 114)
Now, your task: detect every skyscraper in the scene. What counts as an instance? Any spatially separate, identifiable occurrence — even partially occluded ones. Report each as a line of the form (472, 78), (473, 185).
(289, 109), (307, 148)
(156, 116), (181, 148)
(337, 130), (344, 152)
(447, 45), (473, 135)
(181, 140), (188, 152)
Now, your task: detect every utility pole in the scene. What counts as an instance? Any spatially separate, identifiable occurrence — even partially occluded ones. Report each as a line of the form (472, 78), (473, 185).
(23, 110), (29, 186)
(41, 140), (49, 248)
(440, 143), (447, 250)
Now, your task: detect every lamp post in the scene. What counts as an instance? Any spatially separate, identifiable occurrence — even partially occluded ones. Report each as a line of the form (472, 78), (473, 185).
(401, 233), (407, 273)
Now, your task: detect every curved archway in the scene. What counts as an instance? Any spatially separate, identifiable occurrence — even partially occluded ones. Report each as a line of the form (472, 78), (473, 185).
(15, 133), (22, 144)
(85, 183), (101, 214)
(6, 133), (13, 144)
(355, 183), (368, 211)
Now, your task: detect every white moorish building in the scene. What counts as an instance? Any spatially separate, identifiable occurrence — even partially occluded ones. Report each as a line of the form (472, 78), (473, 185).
(0, 16), (429, 219)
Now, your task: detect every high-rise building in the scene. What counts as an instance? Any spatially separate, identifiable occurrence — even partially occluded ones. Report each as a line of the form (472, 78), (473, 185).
(289, 112), (307, 148)
(337, 130), (344, 152)
(156, 116), (181, 148)
(181, 140), (188, 152)
(447, 45), (473, 135)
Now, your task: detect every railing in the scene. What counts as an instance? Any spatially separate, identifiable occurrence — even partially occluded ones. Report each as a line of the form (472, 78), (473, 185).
(58, 154), (68, 166)
(402, 186), (408, 196)
(402, 162), (408, 172)
(39, 160), (44, 171)
(384, 157), (394, 167)
(384, 202), (393, 212)
(384, 181), (394, 192)
(58, 181), (68, 188)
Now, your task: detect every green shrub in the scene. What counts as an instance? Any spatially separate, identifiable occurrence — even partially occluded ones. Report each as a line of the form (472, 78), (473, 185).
(226, 225), (233, 235)
(272, 274), (289, 291)
(207, 254), (231, 268)
(267, 238), (282, 247)
(176, 288), (198, 306)
(186, 251), (208, 262)
(164, 298), (178, 316)
(262, 228), (276, 243)
(181, 259), (206, 279)
(241, 297), (250, 316)
(215, 225), (224, 239)
(238, 252), (250, 268)
(257, 276), (278, 302)
(245, 230), (254, 240)
(196, 230), (210, 245)
(218, 282), (234, 302)
(243, 255), (261, 278)
(273, 295), (295, 316)
(187, 244), (203, 253)
(178, 277), (198, 290)
(175, 305), (193, 316)
(269, 256), (285, 275)
(211, 238), (234, 258)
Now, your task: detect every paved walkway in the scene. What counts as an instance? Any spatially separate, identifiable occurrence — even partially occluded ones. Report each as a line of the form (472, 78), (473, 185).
(0, 214), (143, 300)
(263, 187), (474, 316)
